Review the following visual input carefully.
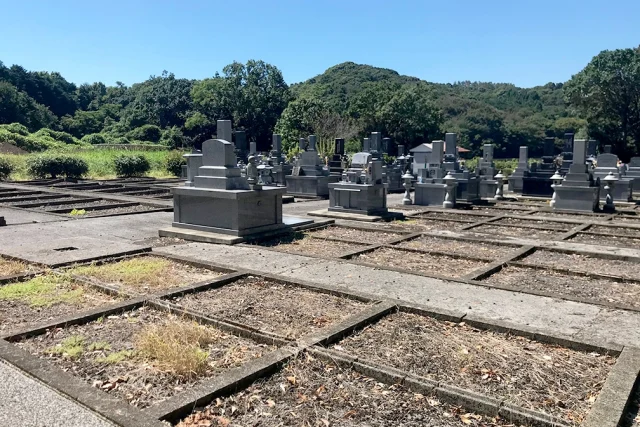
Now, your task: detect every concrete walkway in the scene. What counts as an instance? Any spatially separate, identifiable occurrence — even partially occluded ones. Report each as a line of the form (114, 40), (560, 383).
(156, 242), (640, 350)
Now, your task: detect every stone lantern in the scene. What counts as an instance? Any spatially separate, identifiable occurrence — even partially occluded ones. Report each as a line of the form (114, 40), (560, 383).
(442, 172), (457, 209)
(550, 170), (563, 208)
(493, 171), (505, 200)
(603, 171), (619, 212)
(402, 171), (413, 205)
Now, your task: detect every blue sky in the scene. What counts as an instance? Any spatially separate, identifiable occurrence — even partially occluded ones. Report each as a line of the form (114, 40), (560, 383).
(1, 0), (638, 88)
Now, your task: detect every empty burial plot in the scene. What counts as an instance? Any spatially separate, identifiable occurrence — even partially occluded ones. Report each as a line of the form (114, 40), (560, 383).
(482, 265), (640, 309)
(0, 274), (119, 336)
(471, 206), (537, 216)
(68, 256), (222, 295)
(177, 356), (521, 427)
(417, 210), (493, 222)
(165, 276), (370, 339)
(70, 204), (162, 217)
(33, 199), (117, 211)
(16, 308), (274, 409)
(519, 249), (640, 280)
(529, 211), (607, 221)
(396, 235), (517, 261)
(469, 224), (566, 240)
(256, 232), (368, 258)
(569, 232), (640, 249)
(589, 225), (640, 238)
(333, 312), (615, 425)
(352, 247), (489, 278)
(309, 226), (403, 244)
(494, 217), (572, 230)
(391, 218), (473, 232)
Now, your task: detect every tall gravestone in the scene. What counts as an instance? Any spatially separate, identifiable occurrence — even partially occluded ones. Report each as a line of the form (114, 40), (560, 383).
(363, 138), (371, 153)
(414, 140), (451, 206)
(329, 138), (346, 177)
(561, 133), (574, 171)
(477, 144), (498, 198)
(554, 139), (600, 211)
(437, 133), (479, 202)
(508, 146), (529, 192)
(267, 134), (292, 186)
(235, 131), (248, 162)
(593, 145), (632, 201)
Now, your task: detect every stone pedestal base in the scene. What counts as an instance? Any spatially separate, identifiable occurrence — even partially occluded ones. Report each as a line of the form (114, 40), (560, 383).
(385, 171), (404, 193)
(508, 176), (524, 193)
(554, 186), (600, 212)
(286, 175), (330, 197)
(597, 179), (633, 202)
(479, 180), (498, 199)
(328, 182), (388, 216)
(172, 186), (287, 237)
(308, 209), (403, 223)
(454, 178), (480, 203)
(414, 182), (448, 206)
(522, 176), (554, 197)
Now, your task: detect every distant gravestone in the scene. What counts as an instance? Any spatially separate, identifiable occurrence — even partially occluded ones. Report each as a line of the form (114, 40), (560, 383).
(203, 138), (236, 168)
(308, 135), (317, 151)
(483, 144), (494, 162)
(234, 131), (247, 151)
(445, 133), (457, 156)
(272, 134), (282, 154)
(217, 120), (232, 143)
(335, 138), (345, 155)
(597, 153), (618, 168)
(363, 138), (371, 152)
(298, 138), (307, 151)
(629, 157), (640, 168)
(382, 137), (392, 155)
(428, 140), (445, 165)
(249, 141), (257, 155)
(543, 137), (555, 158)
(397, 145), (405, 156)
(370, 132), (382, 152)
(604, 145), (613, 154)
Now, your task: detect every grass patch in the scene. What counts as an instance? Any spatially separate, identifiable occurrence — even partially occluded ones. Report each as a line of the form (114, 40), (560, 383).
(135, 320), (220, 379)
(70, 257), (178, 288)
(0, 258), (28, 277)
(87, 341), (111, 351)
(2, 149), (175, 180)
(96, 350), (135, 364)
(0, 274), (84, 307)
(46, 335), (85, 359)
(69, 208), (86, 216)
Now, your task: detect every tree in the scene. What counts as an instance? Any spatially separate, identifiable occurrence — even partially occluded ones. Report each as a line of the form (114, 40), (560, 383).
(274, 98), (328, 153)
(191, 60), (291, 149)
(564, 47), (640, 159)
(0, 82), (56, 130)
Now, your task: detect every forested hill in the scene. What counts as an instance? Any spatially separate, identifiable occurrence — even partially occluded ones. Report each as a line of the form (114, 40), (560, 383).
(2, 48), (638, 159)
(290, 62), (582, 157)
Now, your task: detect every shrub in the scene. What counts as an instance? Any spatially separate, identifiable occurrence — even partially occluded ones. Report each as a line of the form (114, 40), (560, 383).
(165, 151), (186, 177)
(160, 126), (186, 149)
(33, 128), (80, 145)
(0, 123), (29, 136)
(0, 129), (61, 152)
(110, 136), (130, 145)
(81, 133), (108, 145)
(113, 154), (150, 177)
(27, 155), (89, 179)
(0, 156), (13, 180)
(126, 125), (162, 143)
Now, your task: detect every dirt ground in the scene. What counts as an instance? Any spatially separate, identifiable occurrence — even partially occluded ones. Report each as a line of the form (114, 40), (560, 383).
(177, 354), (527, 427)
(529, 211), (604, 221)
(483, 265), (640, 309)
(0, 276), (119, 336)
(80, 204), (161, 217)
(520, 250), (640, 280)
(495, 217), (570, 230)
(17, 307), (273, 409)
(569, 233), (640, 249)
(470, 225), (564, 240)
(418, 211), (492, 222)
(353, 247), (489, 278)
(392, 218), (472, 232)
(69, 256), (221, 295)
(396, 235), (517, 260)
(471, 207), (537, 215)
(0, 258), (39, 277)
(257, 233), (367, 258)
(333, 312), (615, 425)
(589, 225), (640, 238)
(7, 196), (85, 205)
(35, 199), (116, 211)
(0, 142), (27, 154)
(310, 227), (403, 244)
(167, 276), (369, 339)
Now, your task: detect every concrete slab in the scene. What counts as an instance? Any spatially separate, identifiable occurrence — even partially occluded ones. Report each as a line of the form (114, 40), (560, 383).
(0, 360), (116, 427)
(0, 206), (68, 225)
(307, 208), (404, 222)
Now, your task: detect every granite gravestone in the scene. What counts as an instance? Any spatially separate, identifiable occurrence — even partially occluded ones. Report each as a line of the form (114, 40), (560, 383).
(477, 144), (498, 198)
(328, 138), (345, 177)
(285, 135), (331, 197)
(508, 146), (529, 192)
(554, 139), (600, 212)
(593, 146), (633, 202)
(267, 134), (292, 186)
(170, 133), (289, 237)
(439, 133), (479, 202)
(414, 140), (452, 206)
(521, 137), (556, 197)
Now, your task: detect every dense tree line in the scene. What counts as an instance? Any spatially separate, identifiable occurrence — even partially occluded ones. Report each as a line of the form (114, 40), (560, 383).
(1, 47), (639, 159)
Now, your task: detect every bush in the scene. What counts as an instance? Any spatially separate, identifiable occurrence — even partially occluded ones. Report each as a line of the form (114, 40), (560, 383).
(27, 155), (89, 179)
(81, 133), (108, 145)
(33, 128), (81, 145)
(113, 154), (150, 177)
(0, 123), (29, 136)
(165, 151), (186, 177)
(110, 136), (130, 144)
(0, 129), (62, 152)
(0, 156), (13, 180)
(126, 125), (162, 143)
(160, 126), (186, 149)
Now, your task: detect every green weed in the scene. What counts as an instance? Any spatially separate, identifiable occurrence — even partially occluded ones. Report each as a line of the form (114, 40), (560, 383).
(0, 274), (84, 307)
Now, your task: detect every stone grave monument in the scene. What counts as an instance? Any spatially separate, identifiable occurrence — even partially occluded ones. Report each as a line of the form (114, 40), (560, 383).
(234, 130), (248, 162)
(624, 157), (640, 191)
(328, 138), (346, 178)
(377, 135), (403, 193)
(477, 143), (499, 198)
(285, 135), (331, 197)
(414, 140), (457, 206)
(441, 133), (480, 203)
(508, 146), (529, 193)
(553, 139), (600, 212)
(160, 121), (313, 243)
(266, 134), (292, 186)
(522, 137), (556, 197)
(593, 145), (633, 202)
(560, 133), (575, 172)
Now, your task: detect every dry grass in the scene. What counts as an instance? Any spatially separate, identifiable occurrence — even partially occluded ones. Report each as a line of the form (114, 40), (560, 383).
(135, 320), (249, 379)
(0, 258), (30, 277)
